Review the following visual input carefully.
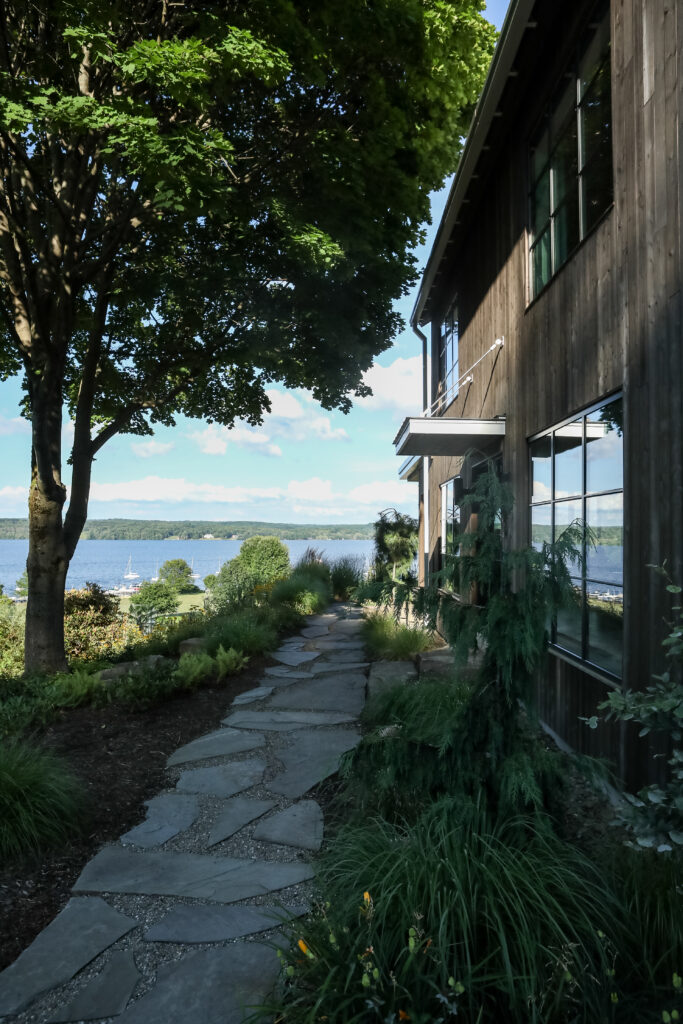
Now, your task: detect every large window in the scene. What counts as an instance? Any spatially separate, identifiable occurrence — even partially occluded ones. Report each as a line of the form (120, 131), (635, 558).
(529, 7), (612, 299)
(440, 476), (462, 594)
(438, 302), (459, 406)
(529, 394), (623, 677)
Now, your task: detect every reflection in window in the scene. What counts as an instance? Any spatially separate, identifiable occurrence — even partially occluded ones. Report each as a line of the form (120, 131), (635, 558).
(440, 478), (462, 593)
(529, 6), (612, 298)
(528, 394), (623, 677)
(438, 303), (459, 407)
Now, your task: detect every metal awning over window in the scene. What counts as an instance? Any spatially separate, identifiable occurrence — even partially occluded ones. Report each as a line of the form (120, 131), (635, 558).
(398, 456), (421, 482)
(393, 417), (506, 458)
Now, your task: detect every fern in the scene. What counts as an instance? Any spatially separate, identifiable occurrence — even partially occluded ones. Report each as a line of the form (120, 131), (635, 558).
(215, 644), (247, 678)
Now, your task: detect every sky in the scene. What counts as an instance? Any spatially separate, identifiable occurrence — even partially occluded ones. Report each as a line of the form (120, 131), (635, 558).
(0, 1), (510, 527)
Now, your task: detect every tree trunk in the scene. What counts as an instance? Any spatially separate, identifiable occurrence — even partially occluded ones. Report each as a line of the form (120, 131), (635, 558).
(25, 481), (69, 674)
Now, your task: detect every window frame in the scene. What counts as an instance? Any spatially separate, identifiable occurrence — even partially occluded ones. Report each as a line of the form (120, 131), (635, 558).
(529, 392), (624, 680)
(528, 5), (613, 301)
(438, 301), (459, 408)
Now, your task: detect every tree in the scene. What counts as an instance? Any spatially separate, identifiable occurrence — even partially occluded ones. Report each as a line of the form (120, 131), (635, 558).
(373, 508), (419, 581)
(237, 536), (290, 585)
(0, 1), (496, 671)
(14, 571), (28, 599)
(158, 558), (198, 594)
(204, 559), (260, 616)
(129, 581), (179, 632)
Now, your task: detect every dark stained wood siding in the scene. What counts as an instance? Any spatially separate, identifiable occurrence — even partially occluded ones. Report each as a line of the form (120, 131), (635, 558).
(421, 0), (683, 787)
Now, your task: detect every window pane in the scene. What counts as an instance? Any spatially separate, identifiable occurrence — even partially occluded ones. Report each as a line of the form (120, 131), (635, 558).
(580, 59), (612, 169)
(531, 172), (550, 237)
(531, 127), (549, 180)
(556, 577), (583, 657)
(553, 195), (580, 269)
(579, 13), (611, 102)
(586, 398), (623, 493)
(554, 419), (583, 497)
(586, 492), (623, 586)
(582, 146), (613, 233)
(551, 117), (578, 209)
(555, 498), (583, 578)
(531, 230), (551, 296)
(531, 502), (551, 551)
(530, 435), (552, 503)
(587, 585), (622, 676)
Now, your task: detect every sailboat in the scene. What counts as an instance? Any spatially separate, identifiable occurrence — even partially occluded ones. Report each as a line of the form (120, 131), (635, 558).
(123, 556), (140, 581)
(190, 558), (200, 580)
(151, 561), (159, 582)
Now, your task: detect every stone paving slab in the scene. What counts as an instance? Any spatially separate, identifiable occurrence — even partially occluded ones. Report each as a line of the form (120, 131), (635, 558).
(116, 943), (280, 1024)
(121, 794), (199, 848)
(367, 660), (418, 697)
(231, 686), (274, 706)
(48, 950), (140, 1023)
(73, 847), (314, 903)
(269, 728), (361, 799)
(310, 661), (369, 675)
(207, 796), (276, 846)
(304, 613), (339, 625)
(315, 649), (369, 664)
(263, 666), (313, 680)
(167, 728), (265, 767)
(308, 639), (365, 652)
(267, 675), (366, 715)
(253, 801), (323, 851)
(0, 897), (137, 1016)
(223, 709), (355, 732)
(299, 625), (330, 638)
(329, 618), (366, 635)
(272, 650), (320, 666)
(175, 759), (266, 797)
(144, 903), (307, 944)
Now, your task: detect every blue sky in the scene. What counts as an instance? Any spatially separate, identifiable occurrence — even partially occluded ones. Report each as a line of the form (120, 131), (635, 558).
(0, 1), (509, 526)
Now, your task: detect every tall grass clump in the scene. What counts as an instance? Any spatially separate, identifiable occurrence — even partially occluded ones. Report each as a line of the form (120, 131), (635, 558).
(330, 555), (366, 599)
(274, 797), (626, 1024)
(0, 740), (86, 864)
(205, 609), (278, 656)
(361, 611), (433, 660)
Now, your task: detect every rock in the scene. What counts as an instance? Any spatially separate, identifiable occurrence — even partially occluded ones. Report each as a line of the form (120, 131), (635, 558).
(115, 944), (280, 1024)
(178, 637), (209, 656)
(175, 760), (266, 798)
(417, 649), (455, 678)
(99, 662), (139, 682)
(269, 727), (361, 798)
(253, 801), (324, 851)
(0, 897), (137, 1016)
(167, 728), (265, 767)
(367, 660), (418, 698)
(144, 903), (307, 944)
(207, 796), (276, 846)
(231, 686), (274, 706)
(272, 650), (320, 667)
(267, 675), (366, 715)
(223, 710), (356, 732)
(263, 666), (313, 679)
(299, 626), (330, 638)
(120, 794), (199, 848)
(73, 847), (314, 903)
(48, 950), (141, 1023)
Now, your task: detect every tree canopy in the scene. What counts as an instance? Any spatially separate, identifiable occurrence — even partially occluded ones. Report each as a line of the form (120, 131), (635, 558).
(0, 0), (496, 671)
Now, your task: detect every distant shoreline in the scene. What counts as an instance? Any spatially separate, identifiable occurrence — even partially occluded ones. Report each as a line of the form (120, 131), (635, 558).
(0, 518), (374, 542)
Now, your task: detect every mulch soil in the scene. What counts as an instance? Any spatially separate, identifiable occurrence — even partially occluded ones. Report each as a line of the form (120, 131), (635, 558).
(0, 657), (270, 972)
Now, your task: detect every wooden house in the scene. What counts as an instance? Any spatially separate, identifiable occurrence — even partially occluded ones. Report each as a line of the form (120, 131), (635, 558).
(394, 0), (682, 788)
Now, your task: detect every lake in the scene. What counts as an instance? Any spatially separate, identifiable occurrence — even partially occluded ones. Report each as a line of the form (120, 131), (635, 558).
(0, 538), (376, 597)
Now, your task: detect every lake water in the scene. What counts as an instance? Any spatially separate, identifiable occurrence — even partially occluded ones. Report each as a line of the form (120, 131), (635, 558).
(0, 538), (376, 596)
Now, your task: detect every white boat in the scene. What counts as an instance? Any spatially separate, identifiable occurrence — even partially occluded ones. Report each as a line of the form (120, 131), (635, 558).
(151, 561), (159, 582)
(190, 558), (200, 580)
(123, 556), (140, 581)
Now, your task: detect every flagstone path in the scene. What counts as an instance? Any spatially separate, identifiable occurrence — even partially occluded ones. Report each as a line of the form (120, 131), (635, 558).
(0, 604), (367, 1024)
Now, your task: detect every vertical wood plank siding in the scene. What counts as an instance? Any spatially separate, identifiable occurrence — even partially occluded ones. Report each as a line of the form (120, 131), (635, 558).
(423, 0), (683, 787)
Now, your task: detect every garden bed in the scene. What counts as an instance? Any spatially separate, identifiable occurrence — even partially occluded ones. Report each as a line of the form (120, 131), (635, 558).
(0, 656), (268, 971)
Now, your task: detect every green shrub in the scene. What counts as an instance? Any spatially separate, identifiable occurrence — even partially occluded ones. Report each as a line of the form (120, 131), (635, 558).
(361, 612), (433, 660)
(46, 667), (104, 709)
(0, 600), (24, 678)
(204, 559), (260, 615)
(173, 651), (216, 687)
(206, 609), (278, 656)
(330, 555), (365, 599)
(128, 580), (179, 632)
(237, 535), (290, 584)
(274, 797), (625, 1024)
(215, 644), (248, 678)
(63, 583), (136, 663)
(0, 739), (85, 863)
(271, 569), (331, 614)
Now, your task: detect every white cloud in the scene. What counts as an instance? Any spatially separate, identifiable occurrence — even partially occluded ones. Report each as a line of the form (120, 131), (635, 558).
(189, 424), (282, 457)
(265, 389), (305, 420)
(359, 356), (423, 414)
(89, 476), (282, 504)
(0, 415), (30, 436)
(286, 477), (335, 502)
(131, 440), (174, 459)
(0, 485), (26, 499)
(348, 480), (416, 505)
